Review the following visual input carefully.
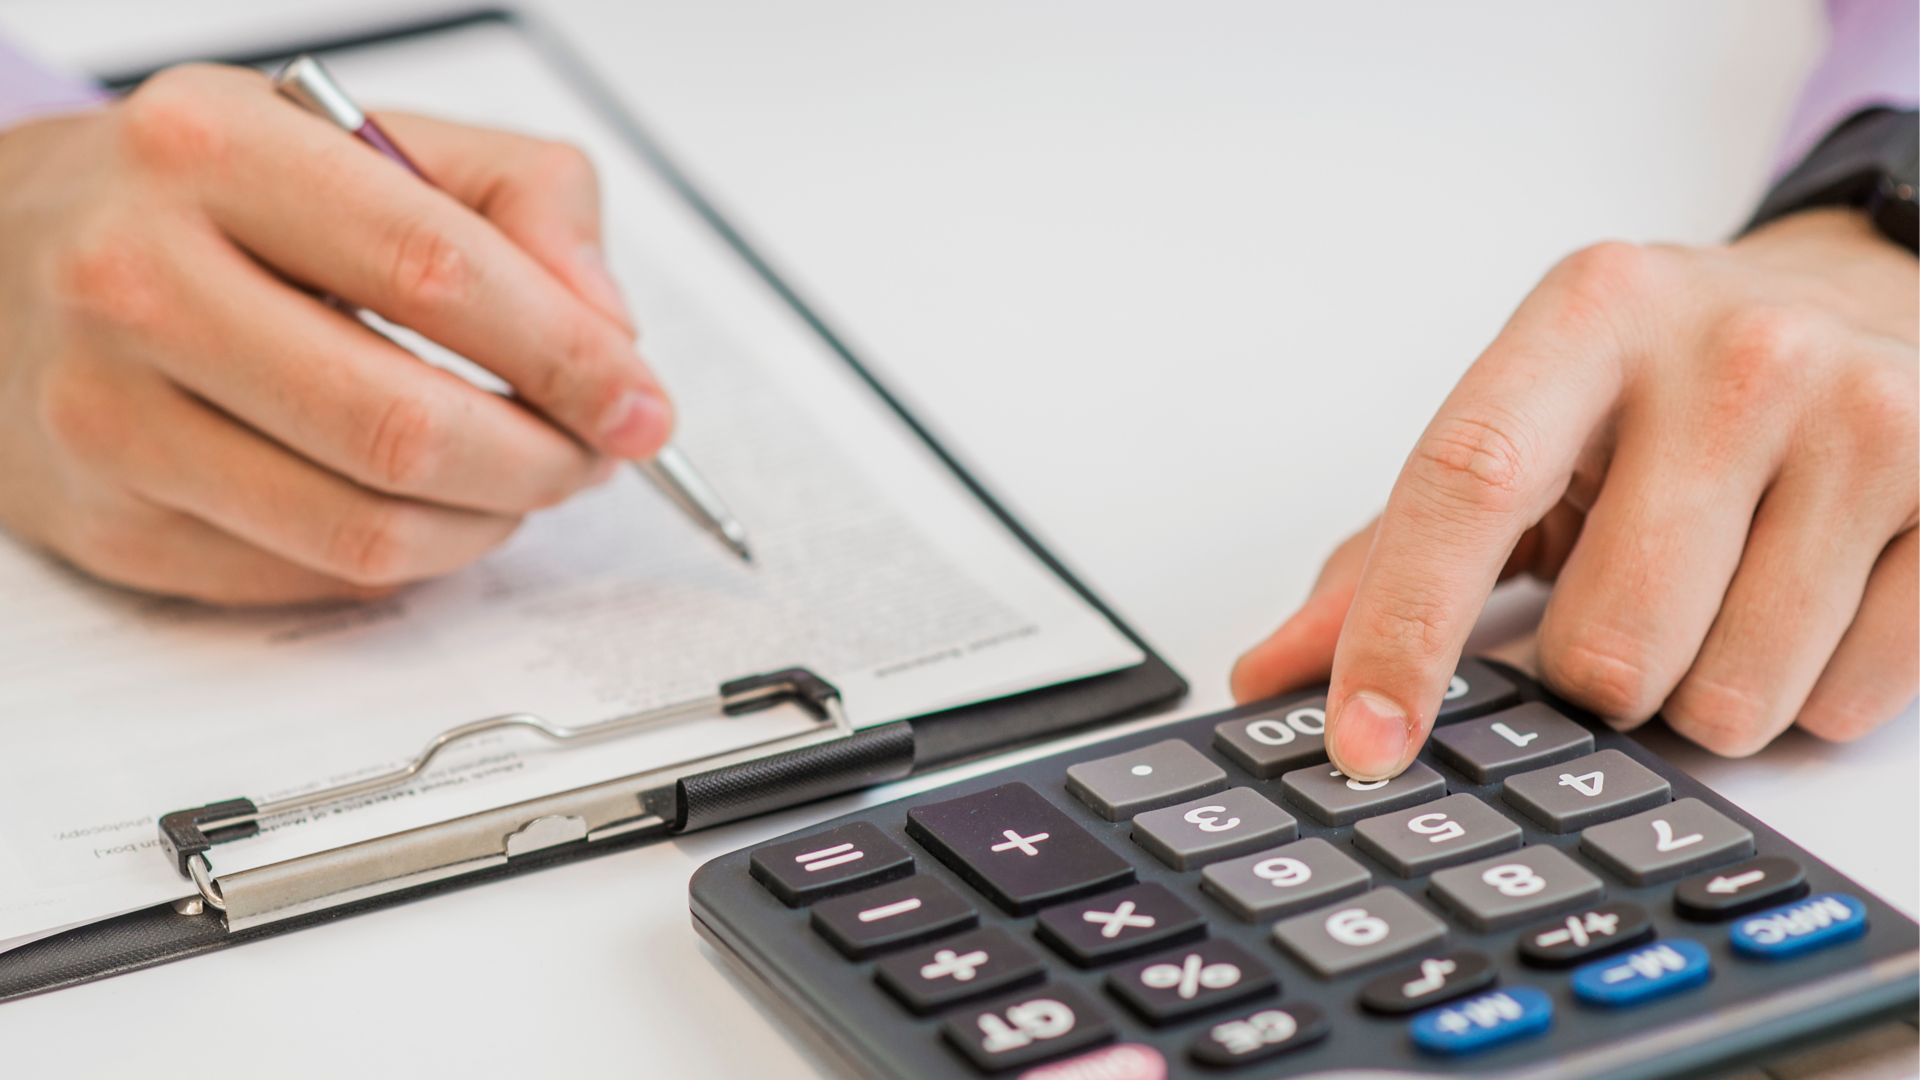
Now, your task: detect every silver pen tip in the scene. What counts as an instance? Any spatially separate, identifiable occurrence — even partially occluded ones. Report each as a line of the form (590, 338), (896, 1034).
(722, 524), (754, 564)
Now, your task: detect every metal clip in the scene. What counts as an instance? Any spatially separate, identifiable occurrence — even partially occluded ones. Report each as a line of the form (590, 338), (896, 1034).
(158, 667), (844, 916)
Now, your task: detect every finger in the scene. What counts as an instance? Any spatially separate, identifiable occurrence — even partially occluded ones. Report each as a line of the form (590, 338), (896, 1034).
(124, 66), (672, 458)
(1796, 529), (1918, 742)
(1231, 499), (1587, 705)
(1660, 469), (1897, 756)
(1231, 520), (1376, 703)
(1323, 243), (1644, 780)
(55, 495), (391, 606)
(376, 113), (635, 334)
(46, 358), (520, 586)
(1535, 402), (1779, 729)
(96, 220), (606, 513)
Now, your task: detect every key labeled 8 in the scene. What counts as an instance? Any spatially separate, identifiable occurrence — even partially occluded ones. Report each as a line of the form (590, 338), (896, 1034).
(1483, 863), (1546, 897)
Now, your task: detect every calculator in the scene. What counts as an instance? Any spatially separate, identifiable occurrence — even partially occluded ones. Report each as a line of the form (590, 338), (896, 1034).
(689, 660), (1920, 1078)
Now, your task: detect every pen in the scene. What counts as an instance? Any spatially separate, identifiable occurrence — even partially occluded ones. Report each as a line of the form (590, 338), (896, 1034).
(272, 54), (754, 564)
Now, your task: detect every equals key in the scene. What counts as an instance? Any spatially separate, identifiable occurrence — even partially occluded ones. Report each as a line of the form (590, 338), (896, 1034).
(751, 822), (914, 906)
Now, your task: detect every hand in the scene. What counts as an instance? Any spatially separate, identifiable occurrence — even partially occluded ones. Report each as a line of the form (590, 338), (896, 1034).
(1233, 209), (1918, 776)
(0, 64), (671, 604)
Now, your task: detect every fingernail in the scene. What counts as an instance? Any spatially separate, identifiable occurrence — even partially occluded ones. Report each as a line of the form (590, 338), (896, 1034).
(597, 389), (674, 458)
(1329, 691), (1411, 780)
(574, 242), (636, 334)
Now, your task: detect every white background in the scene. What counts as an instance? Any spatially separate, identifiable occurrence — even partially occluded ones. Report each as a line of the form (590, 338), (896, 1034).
(1, 2), (1913, 1076)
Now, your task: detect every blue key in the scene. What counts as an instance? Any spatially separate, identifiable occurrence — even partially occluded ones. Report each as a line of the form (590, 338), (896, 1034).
(1730, 893), (1868, 960)
(1409, 987), (1552, 1056)
(1570, 939), (1711, 1006)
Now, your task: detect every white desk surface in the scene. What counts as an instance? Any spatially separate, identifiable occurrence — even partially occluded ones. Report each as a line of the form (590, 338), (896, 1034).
(1, 2), (1913, 1076)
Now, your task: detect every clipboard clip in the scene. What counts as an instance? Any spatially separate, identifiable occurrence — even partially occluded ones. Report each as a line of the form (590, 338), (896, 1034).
(158, 667), (844, 915)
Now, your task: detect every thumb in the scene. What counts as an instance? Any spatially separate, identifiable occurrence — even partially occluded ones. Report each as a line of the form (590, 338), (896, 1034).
(1230, 519), (1378, 703)
(372, 112), (637, 337)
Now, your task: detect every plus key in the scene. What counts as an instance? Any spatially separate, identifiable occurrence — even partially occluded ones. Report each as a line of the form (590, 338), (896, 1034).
(907, 783), (1134, 913)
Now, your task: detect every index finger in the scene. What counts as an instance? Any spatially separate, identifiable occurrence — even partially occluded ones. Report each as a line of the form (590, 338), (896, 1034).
(1323, 245), (1640, 779)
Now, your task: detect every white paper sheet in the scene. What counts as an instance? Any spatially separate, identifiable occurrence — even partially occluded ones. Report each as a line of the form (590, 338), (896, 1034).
(0, 20), (1142, 951)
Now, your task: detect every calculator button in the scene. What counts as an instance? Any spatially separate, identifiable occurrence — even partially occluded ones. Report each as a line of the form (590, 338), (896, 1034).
(750, 821), (914, 906)
(908, 783), (1135, 914)
(1430, 703), (1594, 784)
(1212, 696), (1329, 778)
(1200, 837), (1372, 922)
(1516, 901), (1654, 968)
(1017, 1044), (1166, 1080)
(942, 984), (1115, 1073)
(875, 927), (1045, 1014)
(810, 874), (977, 958)
(1352, 793), (1522, 877)
(1188, 1002), (1329, 1068)
(1065, 739), (1228, 821)
(1427, 845), (1605, 931)
(1500, 749), (1670, 833)
(1357, 949), (1496, 1014)
(1435, 659), (1521, 723)
(1272, 887), (1447, 977)
(1279, 761), (1447, 826)
(1107, 939), (1277, 1025)
(1569, 939), (1712, 1007)
(1579, 798), (1755, 886)
(1673, 855), (1807, 920)
(1408, 986), (1553, 1057)
(1034, 883), (1205, 966)
(1131, 786), (1298, 871)
(1730, 893), (1869, 959)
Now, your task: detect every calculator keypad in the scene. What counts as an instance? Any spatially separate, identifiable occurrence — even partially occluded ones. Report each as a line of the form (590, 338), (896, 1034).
(908, 783), (1135, 913)
(707, 661), (1911, 1079)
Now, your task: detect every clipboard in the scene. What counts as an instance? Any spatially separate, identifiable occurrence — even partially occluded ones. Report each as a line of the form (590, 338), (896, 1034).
(0, 7), (1185, 1002)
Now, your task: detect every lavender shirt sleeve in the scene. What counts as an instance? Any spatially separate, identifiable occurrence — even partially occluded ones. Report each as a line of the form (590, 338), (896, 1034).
(0, 36), (104, 130)
(1775, 0), (1920, 175)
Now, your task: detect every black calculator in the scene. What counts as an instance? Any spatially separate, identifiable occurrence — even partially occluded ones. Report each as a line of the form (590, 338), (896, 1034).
(689, 660), (1919, 1079)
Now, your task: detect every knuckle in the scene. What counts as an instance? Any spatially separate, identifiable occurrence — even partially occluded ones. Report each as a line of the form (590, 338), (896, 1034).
(1831, 360), (1919, 467)
(51, 221), (168, 333)
(1546, 241), (1657, 326)
(1354, 589), (1451, 661)
(1706, 305), (1813, 388)
(119, 65), (237, 175)
(1664, 677), (1776, 757)
(384, 217), (475, 317)
(1540, 633), (1661, 722)
(325, 500), (423, 586)
(1408, 411), (1534, 519)
(360, 394), (445, 494)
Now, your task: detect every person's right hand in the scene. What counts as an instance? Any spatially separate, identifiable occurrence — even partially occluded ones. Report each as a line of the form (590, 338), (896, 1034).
(0, 64), (673, 604)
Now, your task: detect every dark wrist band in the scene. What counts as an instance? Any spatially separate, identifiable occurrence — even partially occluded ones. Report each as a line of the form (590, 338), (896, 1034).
(1746, 107), (1919, 254)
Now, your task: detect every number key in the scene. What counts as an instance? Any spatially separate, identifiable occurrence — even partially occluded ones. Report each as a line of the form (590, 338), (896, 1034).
(1427, 845), (1604, 931)
(1280, 761), (1447, 826)
(1212, 695), (1330, 777)
(1501, 749), (1670, 832)
(1352, 793), (1522, 877)
(1131, 786), (1298, 870)
(1435, 659), (1520, 722)
(1200, 837), (1372, 922)
(1579, 798), (1755, 885)
(1430, 702), (1594, 783)
(1272, 887), (1447, 976)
